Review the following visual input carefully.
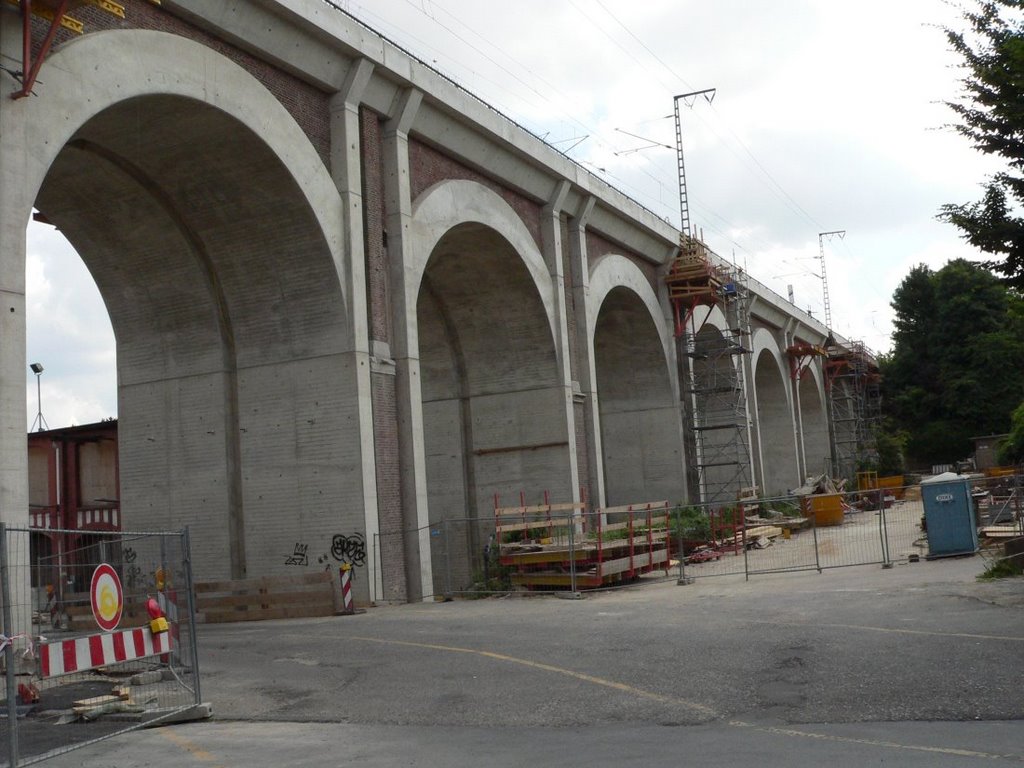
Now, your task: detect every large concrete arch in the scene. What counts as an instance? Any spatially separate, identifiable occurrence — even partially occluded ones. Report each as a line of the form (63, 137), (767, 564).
(750, 330), (800, 496)
(798, 364), (830, 479)
(589, 255), (684, 506)
(409, 180), (556, 333)
(0, 30), (366, 584)
(409, 180), (570, 589)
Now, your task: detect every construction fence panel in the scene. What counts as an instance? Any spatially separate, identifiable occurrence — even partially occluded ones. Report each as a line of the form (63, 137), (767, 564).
(972, 473), (1023, 534)
(672, 501), (749, 579)
(370, 474), (1024, 600)
(742, 495), (823, 576)
(813, 489), (887, 570)
(880, 489), (925, 563)
(428, 517), (496, 598)
(1, 525), (201, 767)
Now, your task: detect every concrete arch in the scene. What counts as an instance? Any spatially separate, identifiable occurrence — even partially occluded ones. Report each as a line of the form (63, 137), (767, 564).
(409, 180), (556, 340)
(409, 181), (570, 592)
(1, 29), (362, 584)
(589, 256), (683, 506)
(798, 363), (830, 478)
(2, 29), (347, 306)
(588, 254), (671, 367)
(751, 330), (800, 495)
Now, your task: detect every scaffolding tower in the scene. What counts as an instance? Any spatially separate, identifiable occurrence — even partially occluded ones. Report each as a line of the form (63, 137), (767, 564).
(666, 236), (754, 503)
(824, 341), (881, 482)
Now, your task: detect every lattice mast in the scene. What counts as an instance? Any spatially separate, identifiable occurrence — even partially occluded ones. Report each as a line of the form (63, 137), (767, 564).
(817, 230), (844, 331)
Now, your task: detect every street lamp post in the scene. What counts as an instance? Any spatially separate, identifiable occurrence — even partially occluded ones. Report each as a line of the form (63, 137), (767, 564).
(30, 362), (48, 432)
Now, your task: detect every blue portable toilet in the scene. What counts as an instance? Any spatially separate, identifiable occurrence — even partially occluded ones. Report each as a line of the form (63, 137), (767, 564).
(921, 473), (978, 558)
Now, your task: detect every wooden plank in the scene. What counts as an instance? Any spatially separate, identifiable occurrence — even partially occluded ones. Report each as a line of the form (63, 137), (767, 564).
(597, 549), (669, 577)
(980, 526), (1023, 538)
(197, 583), (333, 599)
(197, 603), (336, 624)
(197, 588), (333, 610)
(195, 571), (332, 593)
(600, 515), (670, 533)
(499, 549), (591, 566)
(494, 504), (551, 515)
(601, 502), (668, 516)
(547, 502), (586, 512)
(73, 694), (121, 708)
(509, 572), (604, 588)
(496, 519), (574, 533)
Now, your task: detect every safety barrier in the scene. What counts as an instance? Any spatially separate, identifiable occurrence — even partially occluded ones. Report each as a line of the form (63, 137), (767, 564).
(0, 525), (206, 767)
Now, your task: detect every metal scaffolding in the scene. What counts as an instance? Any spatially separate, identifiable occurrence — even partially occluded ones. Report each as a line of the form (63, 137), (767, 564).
(825, 341), (881, 482)
(666, 236), (754, 503)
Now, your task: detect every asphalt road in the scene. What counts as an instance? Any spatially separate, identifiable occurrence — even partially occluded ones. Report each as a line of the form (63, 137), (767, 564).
(36, 557), (1024, 766)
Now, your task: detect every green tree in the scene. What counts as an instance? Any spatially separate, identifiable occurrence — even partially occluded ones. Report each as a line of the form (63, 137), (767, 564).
(941, 0), (1024, 288)
(881, 259), (1024, 466)
(998, 400), (1024, 464)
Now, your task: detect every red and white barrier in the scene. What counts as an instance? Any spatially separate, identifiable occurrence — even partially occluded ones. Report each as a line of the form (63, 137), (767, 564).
(340, 566), (354, 614)
(40, 627), (170, 679)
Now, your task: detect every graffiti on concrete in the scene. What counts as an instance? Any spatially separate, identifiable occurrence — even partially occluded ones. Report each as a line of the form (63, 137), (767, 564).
(284, 543), (310, 566)
(285, 534), (366, 569)
(331, 533), (366, 567)
(122, 546), (142, 589)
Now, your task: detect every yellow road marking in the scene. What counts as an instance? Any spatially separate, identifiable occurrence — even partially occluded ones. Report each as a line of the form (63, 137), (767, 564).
(752, 620), (1024, 643)
(349, 635), (717, 717)
(159, 728), (226, 766)
(730, 721), (1020, 761)
(350, 634), (1024, 762)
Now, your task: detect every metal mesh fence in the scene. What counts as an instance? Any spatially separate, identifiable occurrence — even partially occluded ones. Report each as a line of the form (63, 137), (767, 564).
(372, 476), (1023, 598)
(1, 526), (200, 767)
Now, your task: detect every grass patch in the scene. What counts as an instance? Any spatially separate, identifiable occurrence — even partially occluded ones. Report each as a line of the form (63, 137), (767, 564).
(978, 556), (1024, 580)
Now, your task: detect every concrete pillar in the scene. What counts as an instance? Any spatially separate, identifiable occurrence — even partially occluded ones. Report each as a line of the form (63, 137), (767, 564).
(382, 87), (433, 601)
(328, 57), (383, 604)
(568, 196), (603, 507)
(540, 181), (580, 504)
(0, 8), (33, 638)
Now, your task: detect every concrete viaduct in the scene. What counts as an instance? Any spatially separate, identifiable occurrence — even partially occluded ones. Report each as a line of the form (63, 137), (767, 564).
(0, 0), (837, 603)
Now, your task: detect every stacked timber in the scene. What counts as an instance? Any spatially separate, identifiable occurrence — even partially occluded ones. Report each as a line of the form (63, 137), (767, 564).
(664, 237), (732, 305)
(495, 502), (672, 589)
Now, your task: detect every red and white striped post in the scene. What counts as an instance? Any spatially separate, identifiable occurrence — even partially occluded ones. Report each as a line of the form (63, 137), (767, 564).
(339, 564), (354, 615)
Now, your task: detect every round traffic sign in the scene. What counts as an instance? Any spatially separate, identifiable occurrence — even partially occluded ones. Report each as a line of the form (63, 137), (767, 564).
(90, 563), (123, 632)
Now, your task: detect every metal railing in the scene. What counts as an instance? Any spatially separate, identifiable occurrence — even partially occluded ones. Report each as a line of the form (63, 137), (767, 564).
(371, 475), (1022, 598)
(1, 526), (202, 767)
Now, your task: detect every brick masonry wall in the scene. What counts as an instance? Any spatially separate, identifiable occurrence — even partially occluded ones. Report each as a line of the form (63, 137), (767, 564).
(361, 109), (390, 344)
(370, 371), (407, 602)
(360, 108), (407, 600)
(409, 139), (543, 251)
(586, 231), (660, 295)
(31, 1), (331, 167)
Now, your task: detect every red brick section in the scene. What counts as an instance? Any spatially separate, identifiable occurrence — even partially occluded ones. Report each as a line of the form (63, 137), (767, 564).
(361, 109), (407, 601)
(409, 139), (543, 251)
(29, 0), (331, 167)
(361, 110), (391, 344)
(369, 373), (408, 602)
(586, 231), (659, 294)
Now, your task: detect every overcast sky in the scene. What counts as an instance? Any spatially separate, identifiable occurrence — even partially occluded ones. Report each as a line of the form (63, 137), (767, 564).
(26, 0), (998, 429)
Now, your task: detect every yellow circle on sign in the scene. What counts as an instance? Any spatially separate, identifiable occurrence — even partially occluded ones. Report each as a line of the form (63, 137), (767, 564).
(99, 584), (118, 621)
(90, 564), (123, 631)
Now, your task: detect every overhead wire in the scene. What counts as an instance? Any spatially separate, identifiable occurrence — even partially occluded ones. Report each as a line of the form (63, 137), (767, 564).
(347, 0), (841, 307)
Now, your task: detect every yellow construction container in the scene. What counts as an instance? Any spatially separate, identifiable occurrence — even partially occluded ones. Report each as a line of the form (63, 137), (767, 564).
(800, 493), (844, 526)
